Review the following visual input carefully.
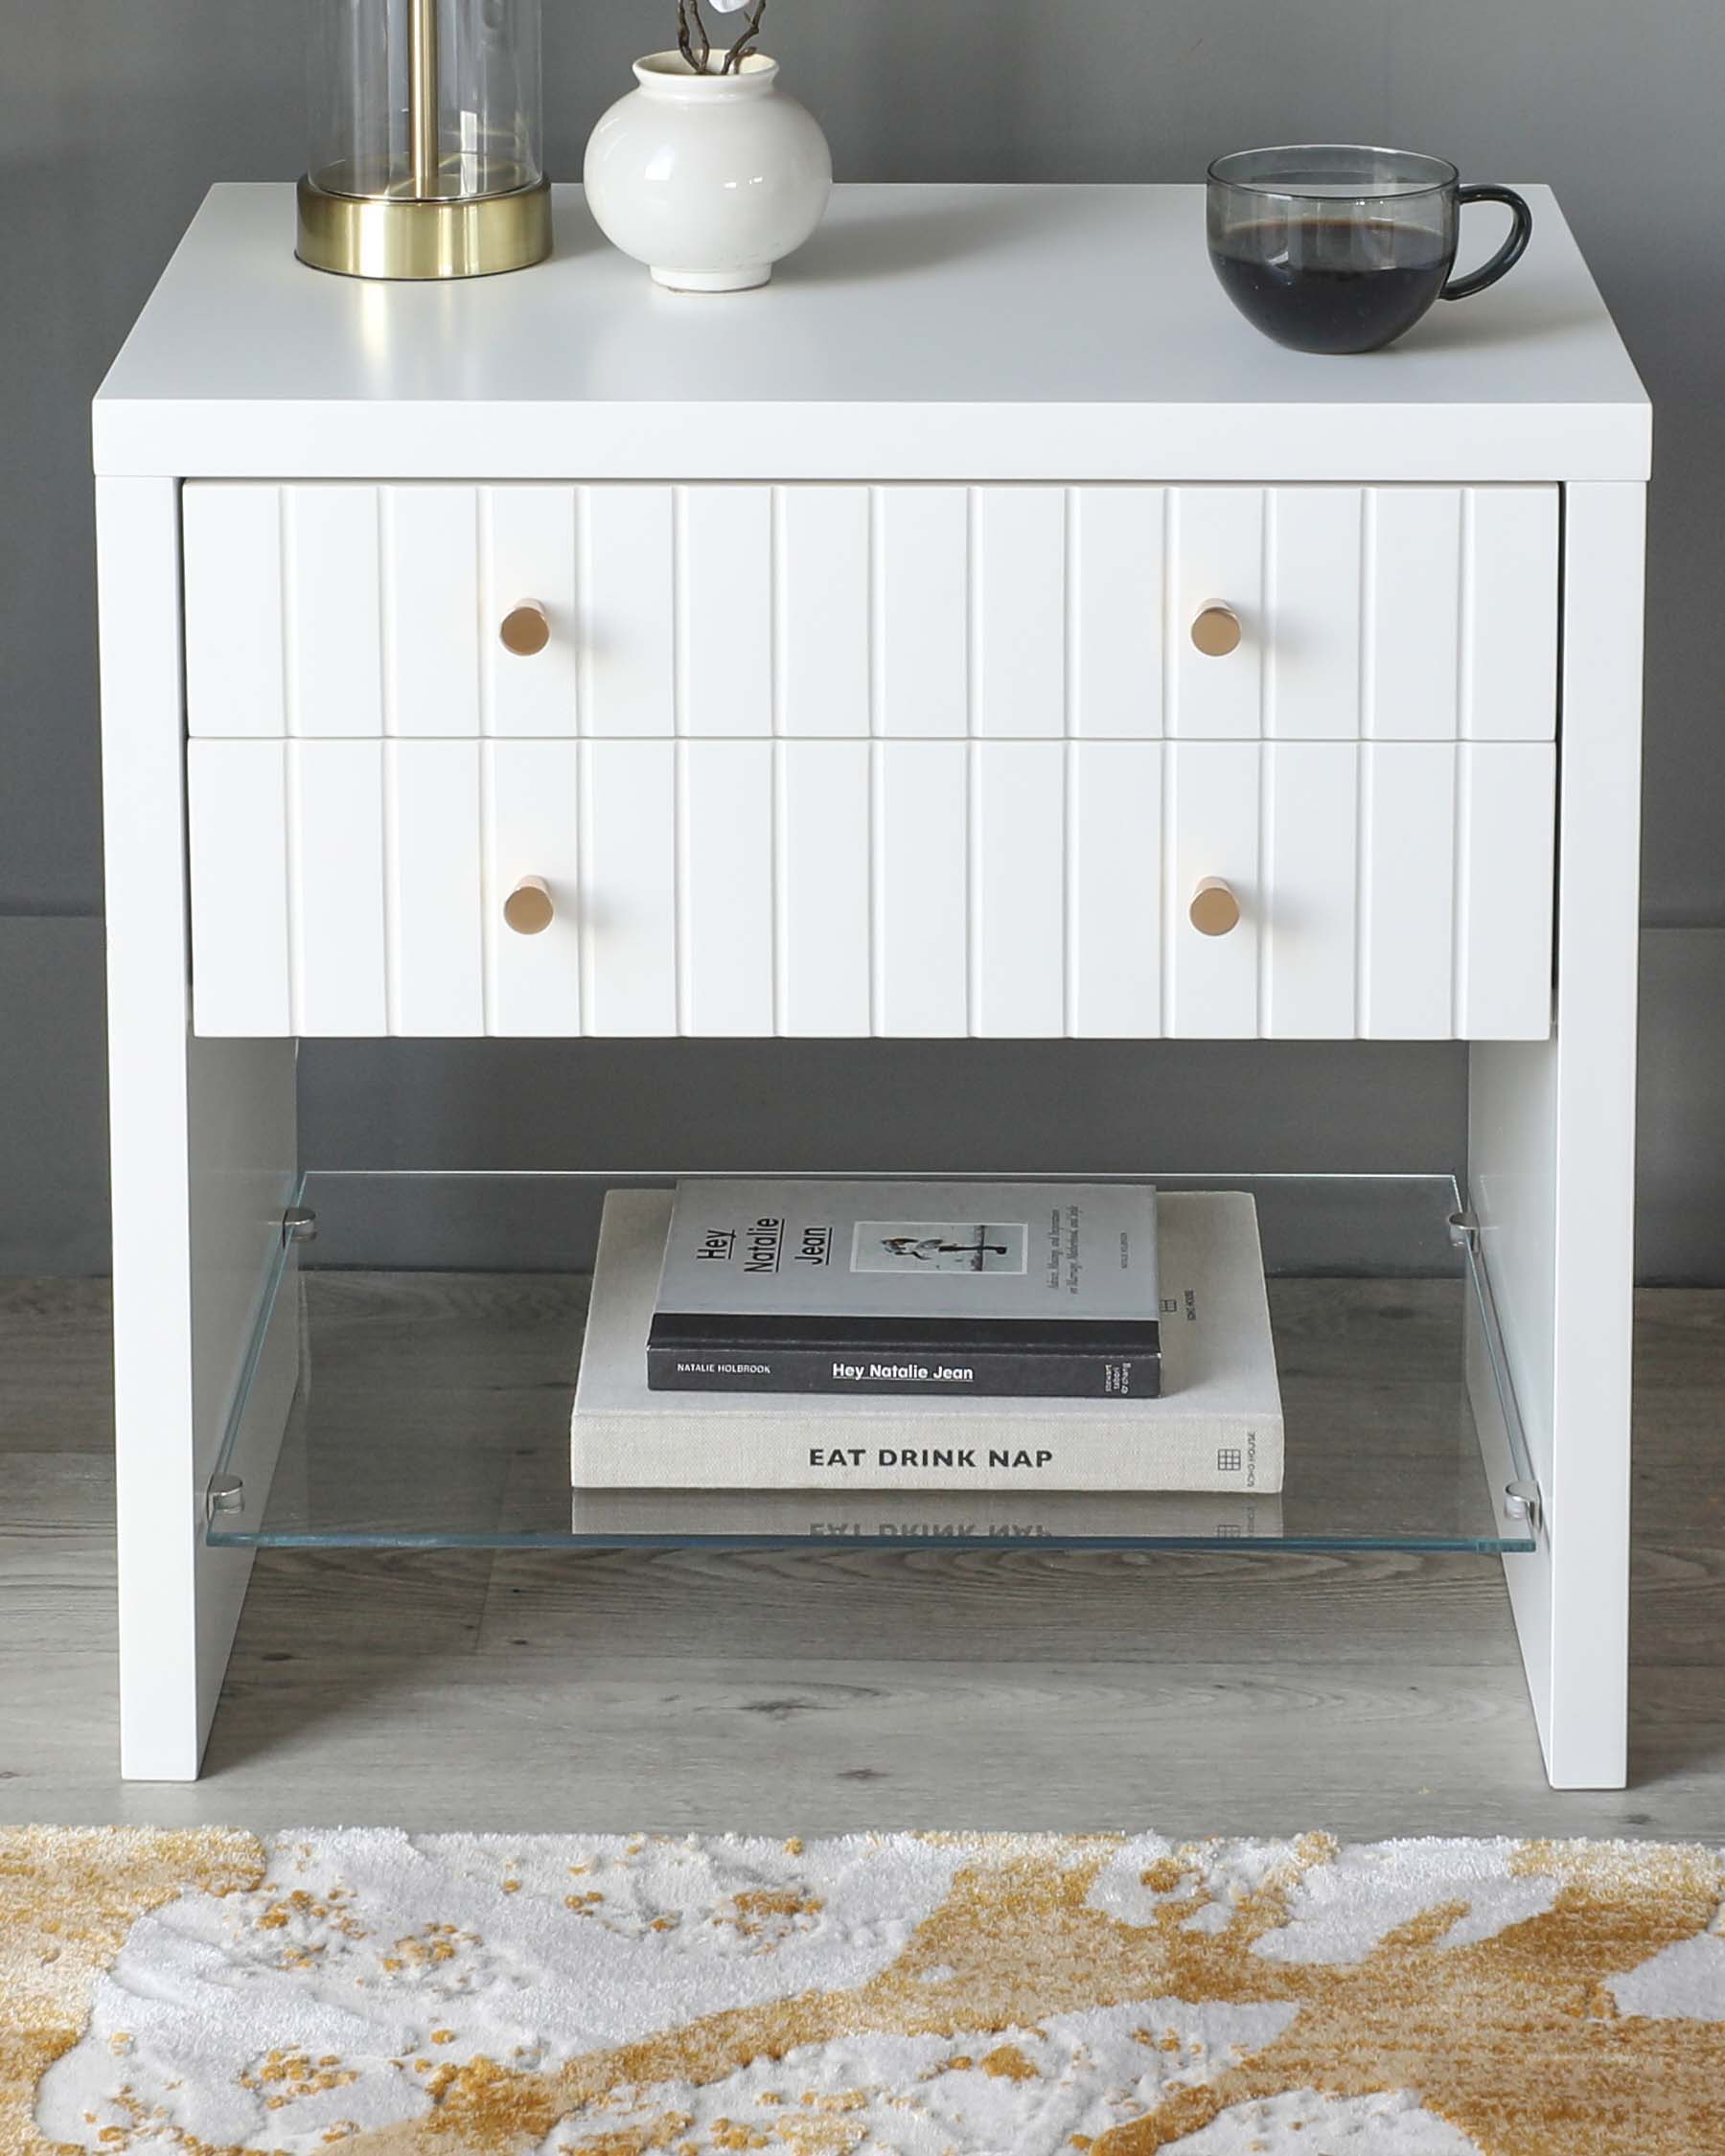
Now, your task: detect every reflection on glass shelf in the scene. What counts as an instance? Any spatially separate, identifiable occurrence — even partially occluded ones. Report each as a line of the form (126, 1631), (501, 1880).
(205, 1171), (1536, 1555)
(570, 1487), (1287, 1542)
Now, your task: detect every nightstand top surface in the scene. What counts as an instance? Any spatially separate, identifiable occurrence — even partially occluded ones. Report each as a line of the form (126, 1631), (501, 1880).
(94, 182), (1648, 482)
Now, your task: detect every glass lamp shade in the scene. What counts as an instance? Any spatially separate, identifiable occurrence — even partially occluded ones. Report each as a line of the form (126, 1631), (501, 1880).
(298, 0), (551, 279)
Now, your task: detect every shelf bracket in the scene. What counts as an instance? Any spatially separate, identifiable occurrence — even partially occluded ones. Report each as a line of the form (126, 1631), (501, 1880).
(205, 1473), (245, 1525)
(1504, 1479), (1542, 1532)
(282, 1205), (319, 1247)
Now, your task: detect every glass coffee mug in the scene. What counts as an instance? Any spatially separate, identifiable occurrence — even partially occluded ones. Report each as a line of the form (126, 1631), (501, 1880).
(1207, 146), (1532, 355)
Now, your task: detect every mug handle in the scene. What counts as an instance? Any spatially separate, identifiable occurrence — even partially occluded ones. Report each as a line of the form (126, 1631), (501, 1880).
(1441, 185), (1533, 301)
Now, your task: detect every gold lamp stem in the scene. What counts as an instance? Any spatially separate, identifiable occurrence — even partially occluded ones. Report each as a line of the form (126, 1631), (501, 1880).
(409, 0), (440, 198)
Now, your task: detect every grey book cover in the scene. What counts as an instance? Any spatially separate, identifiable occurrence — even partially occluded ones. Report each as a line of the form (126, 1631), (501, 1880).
(649, 1178), (1161, 1398)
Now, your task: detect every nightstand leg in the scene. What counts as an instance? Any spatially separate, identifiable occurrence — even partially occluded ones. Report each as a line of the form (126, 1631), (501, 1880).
(98, 478), (298, 1781)
(1470, 482), (1645, 1791)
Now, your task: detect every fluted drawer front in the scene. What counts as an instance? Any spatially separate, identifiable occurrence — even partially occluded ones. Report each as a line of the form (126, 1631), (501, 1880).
(187, 738), (1553, 1041)
(181, 480), (1558, 744)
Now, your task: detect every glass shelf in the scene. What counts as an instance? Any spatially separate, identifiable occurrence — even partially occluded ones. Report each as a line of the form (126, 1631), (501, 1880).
(205, 1171), (1537, 1555)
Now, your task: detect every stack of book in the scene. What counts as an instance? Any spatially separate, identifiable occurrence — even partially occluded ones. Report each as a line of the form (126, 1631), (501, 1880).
(569, 1180), (1284, 1498)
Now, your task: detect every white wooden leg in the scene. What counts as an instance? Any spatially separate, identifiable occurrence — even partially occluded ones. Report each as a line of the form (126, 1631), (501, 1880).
(99, 477), (298, 1781)
(1469, 482), (1645, 1790)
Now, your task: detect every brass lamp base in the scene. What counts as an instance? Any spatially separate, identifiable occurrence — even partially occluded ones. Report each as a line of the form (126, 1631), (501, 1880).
(296, 173), (552, 280)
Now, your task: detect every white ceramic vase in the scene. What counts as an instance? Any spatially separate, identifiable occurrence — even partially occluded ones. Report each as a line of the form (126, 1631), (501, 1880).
(583, 51), (833, 292)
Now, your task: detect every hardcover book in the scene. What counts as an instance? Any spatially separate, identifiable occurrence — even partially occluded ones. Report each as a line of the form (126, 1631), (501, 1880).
(573, 1188), (1283, 1493)
(648, 1179), (1161, 1399)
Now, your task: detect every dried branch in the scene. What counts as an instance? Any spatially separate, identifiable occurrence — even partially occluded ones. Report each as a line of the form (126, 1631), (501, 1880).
(722, 0), (769, 72)
(684, 0), (713, 71)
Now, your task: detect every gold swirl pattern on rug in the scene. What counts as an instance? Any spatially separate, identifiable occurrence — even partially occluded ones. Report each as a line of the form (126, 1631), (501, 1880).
(12, 1828), (1725, 2154)
(0, 1826), (264, 2156)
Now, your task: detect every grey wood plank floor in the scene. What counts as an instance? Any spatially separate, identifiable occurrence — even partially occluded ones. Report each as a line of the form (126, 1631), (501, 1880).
(3, 1275), (1723, 1840)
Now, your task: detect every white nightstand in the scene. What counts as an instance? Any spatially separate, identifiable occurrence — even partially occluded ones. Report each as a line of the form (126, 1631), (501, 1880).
(93, 182), (1648, 1787)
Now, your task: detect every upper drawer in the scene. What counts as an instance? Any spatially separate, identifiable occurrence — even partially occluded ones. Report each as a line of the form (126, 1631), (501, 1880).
(182, 482), (1558, 745)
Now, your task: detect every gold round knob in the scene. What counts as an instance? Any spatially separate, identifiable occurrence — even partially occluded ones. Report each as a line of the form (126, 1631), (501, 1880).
(1191, 605), (1243, 658)
(1189, 877), (1241, 937)
(504, 875), (554, 936)
(499, 603), (551, 657)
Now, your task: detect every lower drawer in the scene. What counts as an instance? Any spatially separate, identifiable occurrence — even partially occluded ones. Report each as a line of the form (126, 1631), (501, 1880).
(187, 738), (1554, 1041)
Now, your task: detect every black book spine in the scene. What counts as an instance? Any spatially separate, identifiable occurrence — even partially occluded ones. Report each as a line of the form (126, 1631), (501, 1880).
(646, 1345), (1161, 1399)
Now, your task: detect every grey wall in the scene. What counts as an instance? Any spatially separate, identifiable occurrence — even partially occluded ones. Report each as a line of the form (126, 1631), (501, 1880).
(5, 0), (1724, 1274)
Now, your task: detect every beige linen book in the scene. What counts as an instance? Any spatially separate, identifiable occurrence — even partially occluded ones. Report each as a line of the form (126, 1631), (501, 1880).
(570, 1189), (1283, 1494)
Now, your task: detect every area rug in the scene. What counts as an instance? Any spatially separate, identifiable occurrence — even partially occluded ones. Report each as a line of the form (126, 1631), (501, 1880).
(6, 1828), (1725, 2155)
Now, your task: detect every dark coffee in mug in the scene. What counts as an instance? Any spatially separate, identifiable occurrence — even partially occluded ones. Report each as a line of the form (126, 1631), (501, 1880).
(1206, 147), (1533, 356)
(1210, 218), (1453, 356)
